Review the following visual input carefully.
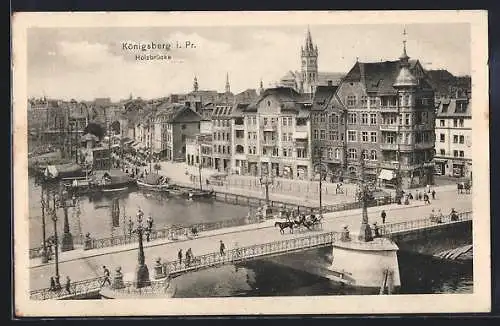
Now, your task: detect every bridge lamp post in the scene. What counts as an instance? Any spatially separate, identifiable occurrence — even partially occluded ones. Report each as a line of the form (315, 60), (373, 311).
(357, 153), (373, 242)
(40, 186), (49, 264)
(48, 192), (61, 290)
(134, 209), (151, 289)
(259, 174), (274, 205)
(58, 188), (75, 252)
(314, 153), (328, 218)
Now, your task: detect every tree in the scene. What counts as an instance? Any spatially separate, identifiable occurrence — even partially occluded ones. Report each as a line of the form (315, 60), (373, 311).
(83, 122), (106, 140)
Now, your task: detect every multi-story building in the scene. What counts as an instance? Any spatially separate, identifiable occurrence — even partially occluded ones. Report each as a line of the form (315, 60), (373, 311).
(332, 41), (436, 187)
(433, 98), (472, 178)
(152, 103), (201, 161)
(231, 87), (313, 179)
(211, 103), (233, 172)
(310, 84), (347, 180)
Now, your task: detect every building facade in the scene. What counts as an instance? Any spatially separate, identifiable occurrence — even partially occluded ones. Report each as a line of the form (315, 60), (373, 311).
(231, 87), (313, 180)
(433, 98), (472, 178)
(333, 42), (436, 187)
(211, 104), (233, 172)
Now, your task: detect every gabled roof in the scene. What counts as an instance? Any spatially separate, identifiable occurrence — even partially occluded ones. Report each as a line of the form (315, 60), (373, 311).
(245, 87), (304, 112)
(154, 103), (201, 122)
(312, 85), (338, 111)
(344, 59), (429, 95)
(436, 98), (471, 117)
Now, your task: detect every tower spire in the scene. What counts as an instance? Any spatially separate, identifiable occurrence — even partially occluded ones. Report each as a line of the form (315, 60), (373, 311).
(193, 75), (199, 92)
(259, 78), (264, 95)
(225, 72), (231, 93)
(399, 28), (409, 64)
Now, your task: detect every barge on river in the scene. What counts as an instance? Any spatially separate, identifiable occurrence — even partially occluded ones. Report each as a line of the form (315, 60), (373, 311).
(64, 169), (136, 196)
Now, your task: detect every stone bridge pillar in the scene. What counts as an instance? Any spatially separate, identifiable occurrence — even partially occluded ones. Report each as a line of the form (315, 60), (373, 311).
(328, 237), (401, 291)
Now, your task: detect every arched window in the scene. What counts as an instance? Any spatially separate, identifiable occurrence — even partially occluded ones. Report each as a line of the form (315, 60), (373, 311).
(362, 149), (369, 160)
(348, 166), (357, 176)
(335, 148), (341, 159)
(328, 148), (333, 159)
(370, 150), (377, 160)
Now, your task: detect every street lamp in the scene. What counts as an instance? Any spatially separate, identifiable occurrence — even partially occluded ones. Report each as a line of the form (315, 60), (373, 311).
(197, 145), (203, 191)
(48, 192), (61, 290)
(59, 188), (75, 252)
(259, 174), (274, 205)
(134, 209), (151, 289)
(314, 152), (328, 218)
(40, 185), (49, 264)
(357, 154), (373, 242)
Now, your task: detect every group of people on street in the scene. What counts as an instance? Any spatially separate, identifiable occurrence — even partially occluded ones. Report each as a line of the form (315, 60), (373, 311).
(177, 248), (195, 267)
(429, 208), (459, 224)
(49, 275), (72, 294)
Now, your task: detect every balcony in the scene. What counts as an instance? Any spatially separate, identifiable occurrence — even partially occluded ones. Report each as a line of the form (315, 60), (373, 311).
(234, 137), (245, 145)
(379, 106), (398, 112)
(295, 125), (309, 133)
(380, 143), (398, 151)
(262, 139), (277, 147)
(234, 124), (245, 130)
(379, 125), (398, 132)
(263, 123), (278, 131)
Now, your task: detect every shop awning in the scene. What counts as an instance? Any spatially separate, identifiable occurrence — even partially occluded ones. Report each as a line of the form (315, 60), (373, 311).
(378, 169), (395, 181)
(293, 132), (308, 139)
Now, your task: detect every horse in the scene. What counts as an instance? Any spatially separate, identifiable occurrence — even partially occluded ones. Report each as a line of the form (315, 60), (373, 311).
(275, 221), (294, 234)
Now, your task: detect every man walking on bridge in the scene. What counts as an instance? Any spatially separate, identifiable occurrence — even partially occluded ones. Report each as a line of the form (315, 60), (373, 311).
(220, 240), (226, 256)
(100, 266), (111, 287)
(381, 210), (386, 224)
(178, 249), (183, 265)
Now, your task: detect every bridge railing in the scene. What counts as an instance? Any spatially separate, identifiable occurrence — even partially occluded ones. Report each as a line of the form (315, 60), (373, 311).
(165, 231), (340, 274)
(379, 211), (472, 236)
(29, 276), (105, 300)
(101, 279), (173, 297)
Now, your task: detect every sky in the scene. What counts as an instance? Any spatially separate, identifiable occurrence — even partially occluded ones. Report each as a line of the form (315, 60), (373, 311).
(27, 23), (471, 102)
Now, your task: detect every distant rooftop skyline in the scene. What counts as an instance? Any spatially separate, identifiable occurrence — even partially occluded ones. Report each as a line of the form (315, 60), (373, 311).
(27, 23), (470, 102)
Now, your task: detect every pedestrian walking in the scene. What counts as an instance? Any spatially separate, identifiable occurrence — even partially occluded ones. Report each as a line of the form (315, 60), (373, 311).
(101, 266), (111, 287)
(178, 249), (183, 265)
(145, 228), (151, 242)
(185, 249), (191, 266)
(381, 210), (386, 224)
(147, 215), (154, 231)
(128, 217), (134, 237)
(220, 240), (226, 256)
(49, 276), (56, 291)
(431, 189), (436, 200)
(423, 193), (431, 204)
(65, 276), (71, 294)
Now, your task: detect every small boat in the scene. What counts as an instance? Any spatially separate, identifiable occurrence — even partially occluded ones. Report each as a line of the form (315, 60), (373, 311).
(136, 174), (171, 193)
(186, 189), (215, 200)
(66, 169), (136, 196)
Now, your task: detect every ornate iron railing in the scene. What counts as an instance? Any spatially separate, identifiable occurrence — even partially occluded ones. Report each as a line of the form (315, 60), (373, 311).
(378, 211), (472, 236)
(29, 276), (105, 300)
(165, 231), (341, 275)
(101, 279), (174, 297)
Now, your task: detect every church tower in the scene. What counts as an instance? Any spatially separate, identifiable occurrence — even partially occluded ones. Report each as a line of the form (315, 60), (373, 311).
(225, 72), (231, 94)
(193, 75), (199, 92)
(301, 26), (319, 94)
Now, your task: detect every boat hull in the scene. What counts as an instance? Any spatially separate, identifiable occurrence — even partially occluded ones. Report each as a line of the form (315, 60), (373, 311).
(136, 180), (171, 193)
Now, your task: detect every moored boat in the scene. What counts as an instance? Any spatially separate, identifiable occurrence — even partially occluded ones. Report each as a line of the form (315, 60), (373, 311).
(186, 189), (215, 200)
(136, 174), (171, 193)
(66, 169), (136, 196)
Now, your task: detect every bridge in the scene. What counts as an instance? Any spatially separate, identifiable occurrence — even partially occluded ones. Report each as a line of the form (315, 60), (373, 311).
(29, 210), (472, 300)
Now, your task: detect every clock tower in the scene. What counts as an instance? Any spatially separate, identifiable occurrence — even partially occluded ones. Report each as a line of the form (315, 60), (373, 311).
(301, 26), (319, 94)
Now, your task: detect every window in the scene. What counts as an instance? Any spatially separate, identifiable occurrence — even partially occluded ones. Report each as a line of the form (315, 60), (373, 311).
(252, 117), (257, 125)
(320, 114), (326, 123)
(282, 133), (287, 141)
(348, 113), (357, 124)
(370, 113), (377, 125)
(440, 134), (445, 142)
(297, 148), (307, 158)
(459, 135), (465, 144)
(222, 146), (226, 154)
(362, 149), (369, 160)
(453, 135), (459, 143)
(348, 148), (357, 159)
(320, 130), (326, 140)
(328, 148), (333, 159)
(453, 150), (459, 157)
(370, 131), (377, 143)
(263, 117), (268, 126)
(453, 119), (458, 127)
(329, 130), (338, 141)
(361, 131), (369, 142)
(440, 120), (445, 127)
(247, 132), (251, 140)
(370, 150), (377, 160)
(361, 96), (367, 107)
(405, 114), (410, 125)
(440, 149), (445, 155)
(459, 151), (464, 157)
(335, 148), (341, 159)
(272, 147), (279, 157)
(459, 119), (464, 127)
(361, 113), (369, 125)
(282, 117), (288, 126)
(347, 130), (357, 142)
(329, 114), (339, 124)
(369, 97), (377, 106)
(313, 129), (319, 140)
(347, 95), (356, 107)
(387, 134), (395, 143)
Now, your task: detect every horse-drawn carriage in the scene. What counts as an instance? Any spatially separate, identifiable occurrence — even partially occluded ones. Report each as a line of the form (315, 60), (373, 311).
(274, 211), (323, 234)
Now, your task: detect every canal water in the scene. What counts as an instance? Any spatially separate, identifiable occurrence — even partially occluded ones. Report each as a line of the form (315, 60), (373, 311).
(28, 177), (472, 296)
